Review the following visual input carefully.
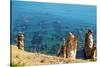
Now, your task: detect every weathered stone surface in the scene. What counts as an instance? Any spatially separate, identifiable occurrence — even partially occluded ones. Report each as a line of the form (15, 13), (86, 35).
(84, 29), (96, 59)
(91, 44), (96, 59)
(66, 32), (77, 59)
(57, 45), (64, 57)
(57, 38), (66, 58)
(17, 32), (24, 50)
(57, 32), (77, 59)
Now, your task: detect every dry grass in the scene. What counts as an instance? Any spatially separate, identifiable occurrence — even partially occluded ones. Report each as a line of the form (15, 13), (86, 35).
(10, 45), (96, 66)
(11, 45), (66, 66)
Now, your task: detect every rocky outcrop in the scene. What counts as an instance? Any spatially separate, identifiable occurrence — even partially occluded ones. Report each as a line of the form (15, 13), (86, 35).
(66, 32), (78, 59)
(84, 29), (96, 59)
(57, 38), (67, 59)
(17, 32), (24, 50)
(57, 32), (78, 59)
(91, 44), (96, 59)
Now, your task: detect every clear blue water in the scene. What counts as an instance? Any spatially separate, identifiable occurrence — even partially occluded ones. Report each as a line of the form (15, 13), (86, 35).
(11, 1), (96, 57)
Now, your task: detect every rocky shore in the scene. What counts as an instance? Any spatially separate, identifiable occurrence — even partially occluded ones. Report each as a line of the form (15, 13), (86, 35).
(11, 45), (96, 66)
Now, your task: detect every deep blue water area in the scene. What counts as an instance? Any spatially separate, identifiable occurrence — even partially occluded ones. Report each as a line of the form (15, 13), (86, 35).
(11, 1), (96, 58)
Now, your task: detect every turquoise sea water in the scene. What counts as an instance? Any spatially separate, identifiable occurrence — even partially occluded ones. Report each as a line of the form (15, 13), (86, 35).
(11, 1), (96, 58)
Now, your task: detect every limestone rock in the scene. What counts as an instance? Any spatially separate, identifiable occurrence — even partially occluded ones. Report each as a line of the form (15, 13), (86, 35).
(57, 32), (77, 59)
(17, 32), (24, 50)
(84, 29), (96, 59)
(66, 32), (77, 59)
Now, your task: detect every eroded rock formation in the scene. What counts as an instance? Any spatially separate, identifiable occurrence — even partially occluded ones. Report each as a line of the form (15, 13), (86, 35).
(57, 38), (66, 58)
(66, 32), (78, 59)
(57, 32), (77, 59)
(84, 29), (96, 59)
(17, 32), (24, 50)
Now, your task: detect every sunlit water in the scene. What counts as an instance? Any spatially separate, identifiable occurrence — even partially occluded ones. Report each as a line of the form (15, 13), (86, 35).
(11, 1), (96, 58)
